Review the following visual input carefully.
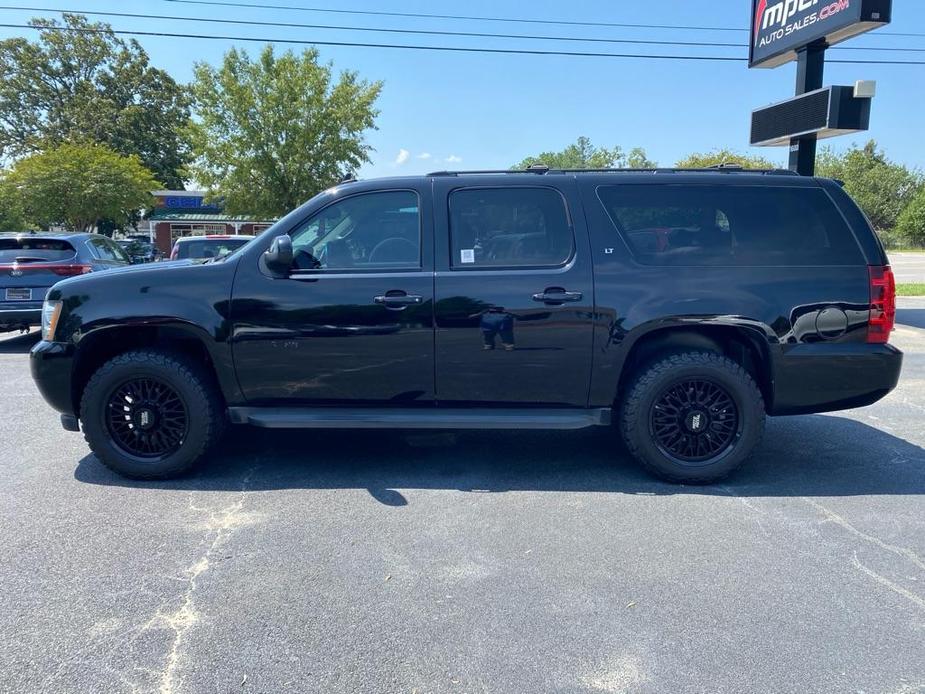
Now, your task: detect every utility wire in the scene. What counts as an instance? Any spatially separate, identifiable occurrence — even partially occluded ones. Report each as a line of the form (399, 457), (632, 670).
(3, 6), (923, 52)
(0, 6), (744, 48)
(2, 23), (924, 65)
(155, 0), (925, 38)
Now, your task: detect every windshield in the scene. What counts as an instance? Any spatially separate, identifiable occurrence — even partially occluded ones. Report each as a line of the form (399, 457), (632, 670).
(0, 238), (76, 263)
(176, 237), (252, 259)
(119, 240), (153, 254)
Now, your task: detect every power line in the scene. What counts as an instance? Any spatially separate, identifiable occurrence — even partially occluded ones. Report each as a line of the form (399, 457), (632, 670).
(157, 0), (749, 33)
(0, 6), (745, 49)
(2, 23), (924, 65)
(3, 6), (924, 53)
(154, 0), (925, 39)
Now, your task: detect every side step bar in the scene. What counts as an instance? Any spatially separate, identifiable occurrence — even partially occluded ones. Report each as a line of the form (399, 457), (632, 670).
(227, 407), (611, 430)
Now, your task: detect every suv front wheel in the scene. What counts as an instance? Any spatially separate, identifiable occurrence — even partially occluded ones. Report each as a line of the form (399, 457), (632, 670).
(620, 351), (765, 483)
(80, 350), (226, 479)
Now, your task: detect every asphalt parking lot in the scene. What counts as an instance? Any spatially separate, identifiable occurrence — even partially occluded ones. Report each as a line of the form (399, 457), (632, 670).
(1, 302), (923, 694)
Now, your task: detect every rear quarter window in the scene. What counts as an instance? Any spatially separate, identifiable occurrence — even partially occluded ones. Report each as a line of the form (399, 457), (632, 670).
(0, 238), (76, 263)
(596, 184), (864, 266)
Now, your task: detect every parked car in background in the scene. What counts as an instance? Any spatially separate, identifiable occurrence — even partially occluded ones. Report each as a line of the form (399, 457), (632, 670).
(117, 238), (159, 264)
(169, 235), (254, 261)
(1, 232), (131, 333)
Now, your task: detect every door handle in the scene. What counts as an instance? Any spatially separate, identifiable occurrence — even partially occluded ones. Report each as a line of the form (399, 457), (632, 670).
(374, 292), (423, 308)
(532, 289), (583, 304)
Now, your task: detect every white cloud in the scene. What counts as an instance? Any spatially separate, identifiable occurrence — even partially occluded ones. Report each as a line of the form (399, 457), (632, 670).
(416, 152), (432, 160)
(445, 155), (463, 163)
(394, 149), (410, 165)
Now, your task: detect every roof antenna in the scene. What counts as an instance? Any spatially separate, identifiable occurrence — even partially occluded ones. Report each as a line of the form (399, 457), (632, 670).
(340, 172), (357, 183)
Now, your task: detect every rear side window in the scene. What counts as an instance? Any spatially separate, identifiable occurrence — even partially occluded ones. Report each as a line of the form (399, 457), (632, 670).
(597, 185), (863, 266)
(0, 238), (75, 263)
(88, 237), (119, 261)
(449, 187), (573, 268)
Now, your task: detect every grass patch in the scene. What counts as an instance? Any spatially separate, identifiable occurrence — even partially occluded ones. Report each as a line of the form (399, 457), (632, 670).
(897, 283), (925, 296)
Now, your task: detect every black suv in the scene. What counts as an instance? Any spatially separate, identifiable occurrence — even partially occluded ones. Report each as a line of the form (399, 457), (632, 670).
(30, 168), (902, 483)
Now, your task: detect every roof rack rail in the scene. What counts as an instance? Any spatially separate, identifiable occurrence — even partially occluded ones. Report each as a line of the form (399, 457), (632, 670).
(426, 166), (800, 177)
(426, 167), (551, 176)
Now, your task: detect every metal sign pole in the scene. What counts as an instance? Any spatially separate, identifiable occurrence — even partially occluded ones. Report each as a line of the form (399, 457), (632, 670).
(789, 40), (826, 176)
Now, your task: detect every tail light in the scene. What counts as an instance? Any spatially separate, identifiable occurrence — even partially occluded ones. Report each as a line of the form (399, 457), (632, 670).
(48, 264), (93, 276)
(867, 265), (896, 344)
(170, 245), (178, 260)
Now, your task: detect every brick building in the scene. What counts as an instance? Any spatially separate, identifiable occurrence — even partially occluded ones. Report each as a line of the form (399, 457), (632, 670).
(142, 191), (275, 255)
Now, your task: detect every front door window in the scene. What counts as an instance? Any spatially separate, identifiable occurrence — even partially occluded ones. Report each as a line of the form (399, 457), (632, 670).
(290, 191), (421, 271)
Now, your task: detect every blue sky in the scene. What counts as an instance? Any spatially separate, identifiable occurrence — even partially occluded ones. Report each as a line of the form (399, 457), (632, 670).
(1, 0), (923, 178)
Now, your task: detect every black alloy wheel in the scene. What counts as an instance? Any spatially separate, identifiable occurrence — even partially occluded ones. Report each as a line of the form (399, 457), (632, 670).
(105, 377), (189, 458)
(650, 379), (739, 464)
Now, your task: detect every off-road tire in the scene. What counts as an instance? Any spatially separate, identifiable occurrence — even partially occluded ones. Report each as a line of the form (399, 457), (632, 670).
(80, 350), (226, 479)
(620, 351), (765, 484)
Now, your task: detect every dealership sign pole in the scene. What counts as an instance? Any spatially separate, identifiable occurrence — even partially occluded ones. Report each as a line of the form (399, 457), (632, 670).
(749, 0), (892, 175)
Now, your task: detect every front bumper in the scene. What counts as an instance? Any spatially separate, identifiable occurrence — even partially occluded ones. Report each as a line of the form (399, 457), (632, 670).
(770, 342), (903, 416)
(30, 339), (76, 417)
(0, 306), (41, 331)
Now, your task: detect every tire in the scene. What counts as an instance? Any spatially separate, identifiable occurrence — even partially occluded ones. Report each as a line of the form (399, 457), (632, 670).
(80, 350), (226, 479)
(620, 351), (765, 484)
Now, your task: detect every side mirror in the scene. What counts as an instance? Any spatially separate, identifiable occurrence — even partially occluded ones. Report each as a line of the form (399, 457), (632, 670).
(263, 234), (293, 277)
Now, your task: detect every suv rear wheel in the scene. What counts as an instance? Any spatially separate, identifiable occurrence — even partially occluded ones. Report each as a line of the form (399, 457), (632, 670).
(620, 351), (765, 483)
(80, 350), (226, 479)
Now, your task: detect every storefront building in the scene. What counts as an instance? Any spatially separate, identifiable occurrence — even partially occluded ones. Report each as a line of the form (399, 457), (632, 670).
(141, 191), (275, 255)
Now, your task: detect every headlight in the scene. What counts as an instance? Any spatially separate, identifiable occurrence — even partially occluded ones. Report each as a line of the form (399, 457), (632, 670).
(41, 300), (63, 341)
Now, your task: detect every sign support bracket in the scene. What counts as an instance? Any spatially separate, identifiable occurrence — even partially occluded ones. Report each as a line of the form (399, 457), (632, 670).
(789, 40), (827, 176)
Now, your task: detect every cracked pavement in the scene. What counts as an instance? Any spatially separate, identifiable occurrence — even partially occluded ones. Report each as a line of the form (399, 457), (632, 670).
(0, 299), (923, 694)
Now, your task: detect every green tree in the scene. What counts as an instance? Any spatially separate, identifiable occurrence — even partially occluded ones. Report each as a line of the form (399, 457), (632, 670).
(675, 149), (779, 169)
(188, 46), (382, 218)
(895, 186), (925, 246)
(5, 142), (160, 231)
(0, 173), (29, 230)
(0, 13), (191, 188)
(816, 141), (922, 230)
(515, 136), (656, 169)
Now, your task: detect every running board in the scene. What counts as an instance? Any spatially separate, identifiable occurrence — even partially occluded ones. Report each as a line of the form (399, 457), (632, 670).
(227, 407), (611, 430)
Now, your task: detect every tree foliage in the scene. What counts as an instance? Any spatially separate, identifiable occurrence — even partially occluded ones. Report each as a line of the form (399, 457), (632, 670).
(5, 142), (160, 231)
(0, 13), (191, 188)
(188, 45), (382, 218)
(0, 173), (29, 230)
(675, 149), (779, 170)
(896, 186), (925, 246)
(515, 136), (656, 170)
(816, 141), (922, 231)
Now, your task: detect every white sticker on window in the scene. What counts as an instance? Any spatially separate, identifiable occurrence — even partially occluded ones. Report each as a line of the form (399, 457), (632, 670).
(460, 249), (475, 264)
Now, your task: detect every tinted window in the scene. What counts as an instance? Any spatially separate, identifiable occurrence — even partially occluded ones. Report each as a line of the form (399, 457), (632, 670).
(290, 191), (420, 270)
(105, 239), (130, 263)
(119, 240), (153, 255)
(0, 238), (75, 263)
(177, 238), (252, 259)
(88, 237), (119, 261)
(449, 187), (573, 268)
(597, 185), (863, 266)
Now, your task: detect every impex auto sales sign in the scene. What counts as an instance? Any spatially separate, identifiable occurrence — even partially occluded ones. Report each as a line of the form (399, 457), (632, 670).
(750, 0), (892, 68)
